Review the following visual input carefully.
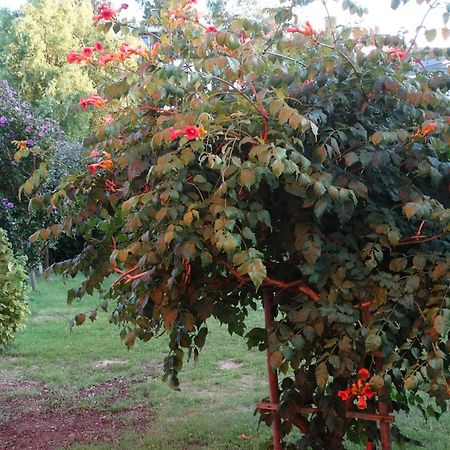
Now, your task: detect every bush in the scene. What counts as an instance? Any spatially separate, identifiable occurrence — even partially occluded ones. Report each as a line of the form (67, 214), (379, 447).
(0, 80), (84, 268)
(0, 228), (29, 348)
(26, 1), (449, 448)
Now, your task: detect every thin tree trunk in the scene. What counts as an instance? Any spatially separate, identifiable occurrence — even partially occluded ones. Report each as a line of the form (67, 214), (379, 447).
(44, 247), (49, 271)
(29, 270), (37, 291)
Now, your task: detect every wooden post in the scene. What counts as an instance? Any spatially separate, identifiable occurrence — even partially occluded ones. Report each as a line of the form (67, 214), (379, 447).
(263, 288), (282, 450)
(376, 355), (392, 450)
(29, 269), (37, 291)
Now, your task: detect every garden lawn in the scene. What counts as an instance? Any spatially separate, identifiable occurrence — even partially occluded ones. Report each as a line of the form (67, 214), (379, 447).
(0, 276), (448, 449)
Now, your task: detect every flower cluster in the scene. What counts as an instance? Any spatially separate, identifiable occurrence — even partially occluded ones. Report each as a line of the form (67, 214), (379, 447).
(98, 42), (148, 65)
(89, 150), (113, 173)
(66, 42), (104, 64)
(92, 3), (128, 23)
(287, 22), (314, 36)
(67, 41), (151, 66)
(337, 368), (376, 409)
(386, 46), (407, 61)
(0, 80), (65, 150)
(79, 93), (108, 110)
(2, 198), (14, 209)
(167, 0), (199, 27)
(168, 125), (206, 141)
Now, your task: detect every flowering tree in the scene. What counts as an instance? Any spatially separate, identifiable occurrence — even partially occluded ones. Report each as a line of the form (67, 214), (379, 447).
(25, 0), (449, 448)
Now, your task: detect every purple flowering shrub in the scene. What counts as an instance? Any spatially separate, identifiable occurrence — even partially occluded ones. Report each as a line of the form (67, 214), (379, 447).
(0, 80), (84, 268)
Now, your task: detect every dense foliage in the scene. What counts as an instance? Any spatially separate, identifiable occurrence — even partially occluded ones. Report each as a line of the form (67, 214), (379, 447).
(0, 228), (29, 348)
(26, 0), (449, 448)
(0, 79), (83, 268)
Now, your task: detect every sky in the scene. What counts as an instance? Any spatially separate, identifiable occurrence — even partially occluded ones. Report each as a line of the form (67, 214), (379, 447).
(0, 0), (448, 47)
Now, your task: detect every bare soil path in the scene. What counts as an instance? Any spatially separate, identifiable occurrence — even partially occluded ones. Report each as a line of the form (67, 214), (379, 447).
(0, 376), (152, 450)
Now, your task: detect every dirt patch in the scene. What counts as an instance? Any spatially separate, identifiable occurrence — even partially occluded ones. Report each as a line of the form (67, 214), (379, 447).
(93, 359), (128, 369)
(0, 376), (152, 450)
(218, 359), (242, 370)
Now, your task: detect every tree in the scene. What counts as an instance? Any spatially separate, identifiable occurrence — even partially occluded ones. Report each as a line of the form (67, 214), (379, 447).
(26, 0), (449, 448)
(0, 0), (116, 140)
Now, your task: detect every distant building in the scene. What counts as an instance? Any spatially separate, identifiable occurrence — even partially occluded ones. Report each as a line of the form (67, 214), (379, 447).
(415, 57), (449, 73)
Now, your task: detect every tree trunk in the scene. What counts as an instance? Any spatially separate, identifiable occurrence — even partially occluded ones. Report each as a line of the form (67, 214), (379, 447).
(29, 270), (37, 291)
(44, 247), (50, 271)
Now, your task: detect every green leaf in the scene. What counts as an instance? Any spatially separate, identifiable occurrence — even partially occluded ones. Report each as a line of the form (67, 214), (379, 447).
(365, 334), (381, 352)
(425, 29), (437, 42)
(240, 169), (256, 188)
(315, 362), (328, 389)
(389, 257), (408, 272)
(269, 350), (283, 369)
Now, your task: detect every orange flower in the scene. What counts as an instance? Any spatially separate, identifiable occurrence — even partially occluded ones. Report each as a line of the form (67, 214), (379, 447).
(89, 158), (113, 174)
(337, 368), (376, 410)
(287, 21), (314, 36)
(12, 140), (28, 149)
(412, 121), (436, 138)
(421, 122), (436, 135)
(150, 42), (159, 59)
(80, 93), (108, 109)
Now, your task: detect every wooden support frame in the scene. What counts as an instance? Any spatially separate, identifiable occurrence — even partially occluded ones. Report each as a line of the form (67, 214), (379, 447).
(259, 291), (394, 449)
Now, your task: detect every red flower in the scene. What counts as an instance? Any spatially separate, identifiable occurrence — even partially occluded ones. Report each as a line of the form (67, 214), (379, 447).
(169, 127), (184, 141)
(357, 395), (367, 410)
(66, 50), (85, 64)
(90, 149), (100, 157)
(100, 7), (115, 21)
(206, 26), (218, 33)
(366, 441), (373, 450)
(184, 125), (200, 140)
(94, 42), (104, 52)
(79, 98), (88, 109)
(388, 47), (407, 61)
(337, 389), (351, 401)
(358, 368), (370, 380)
(82, 47), (94, 57)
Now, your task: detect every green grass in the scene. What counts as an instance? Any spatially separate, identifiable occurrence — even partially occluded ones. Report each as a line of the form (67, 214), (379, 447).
(1, 276), (449, 449)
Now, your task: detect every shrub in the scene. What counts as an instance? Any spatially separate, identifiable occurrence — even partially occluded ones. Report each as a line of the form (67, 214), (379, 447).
(26, 1), (449, 448)
(0, 228), (29, 348)
(0, 80), (84, 268)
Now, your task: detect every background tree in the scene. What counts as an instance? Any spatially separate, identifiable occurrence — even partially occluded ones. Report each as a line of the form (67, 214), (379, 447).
(26, 0), (449, 448)
(0, 0), (116, 140)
